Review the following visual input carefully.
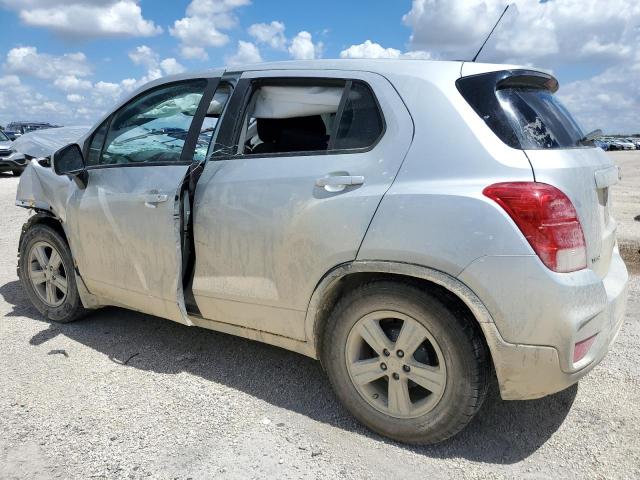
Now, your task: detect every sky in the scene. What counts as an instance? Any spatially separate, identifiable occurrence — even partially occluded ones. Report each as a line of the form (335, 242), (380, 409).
(0, 0), (638, 134)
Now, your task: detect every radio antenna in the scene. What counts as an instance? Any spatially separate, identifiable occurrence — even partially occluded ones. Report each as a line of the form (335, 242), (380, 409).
(471, 4), (511, 62)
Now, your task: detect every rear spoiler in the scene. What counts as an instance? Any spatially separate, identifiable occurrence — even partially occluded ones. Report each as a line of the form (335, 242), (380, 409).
(496, 70), (558, 93)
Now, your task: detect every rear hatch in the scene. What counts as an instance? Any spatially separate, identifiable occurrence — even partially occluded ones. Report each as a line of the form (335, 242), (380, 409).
(457, 68), (618, 278)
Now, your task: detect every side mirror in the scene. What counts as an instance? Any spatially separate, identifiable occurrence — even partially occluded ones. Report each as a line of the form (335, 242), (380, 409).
(52, 143), (88, 188)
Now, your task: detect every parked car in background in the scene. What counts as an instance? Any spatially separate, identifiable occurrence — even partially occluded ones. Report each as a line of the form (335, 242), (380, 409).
(594, 139), (609, 151)
(610, 138), (636, 150)
(4, 121), (60, 140)
(0, 129), (28, 175)
(15, 60), (628, 445)
(10, 126), (89, 163)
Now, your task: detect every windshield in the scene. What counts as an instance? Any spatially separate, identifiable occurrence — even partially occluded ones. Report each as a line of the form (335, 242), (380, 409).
(0, 130), (9, 141)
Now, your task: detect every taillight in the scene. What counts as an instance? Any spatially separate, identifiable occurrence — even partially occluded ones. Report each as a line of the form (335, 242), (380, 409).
(483, 182), (587, 273)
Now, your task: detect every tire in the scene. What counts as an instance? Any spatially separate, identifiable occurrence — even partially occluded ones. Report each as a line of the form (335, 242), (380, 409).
(12, 169), (23, 176)
(18, 223), (86, 323)
(321, 281), (490, 444)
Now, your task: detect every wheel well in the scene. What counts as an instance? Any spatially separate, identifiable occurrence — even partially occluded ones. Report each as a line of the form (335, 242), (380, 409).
(20, 212), (68, 248)
(314, 271), (491, 366)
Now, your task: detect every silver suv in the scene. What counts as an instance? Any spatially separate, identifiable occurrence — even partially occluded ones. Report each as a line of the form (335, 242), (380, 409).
(16, 60), (628, 444)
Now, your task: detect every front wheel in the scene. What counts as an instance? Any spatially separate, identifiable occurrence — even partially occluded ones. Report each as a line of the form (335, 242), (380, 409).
(322, 281), (490, 444)
(12, 169), (23, 176)
(18, 223), (86, 323)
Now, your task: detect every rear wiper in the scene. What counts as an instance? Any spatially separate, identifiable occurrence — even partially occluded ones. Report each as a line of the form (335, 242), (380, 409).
(579, 129), (602, 144)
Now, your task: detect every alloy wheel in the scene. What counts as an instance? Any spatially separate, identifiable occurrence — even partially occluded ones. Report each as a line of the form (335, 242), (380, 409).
(28, 241), (68, 307)
(345, 311), (447, 419)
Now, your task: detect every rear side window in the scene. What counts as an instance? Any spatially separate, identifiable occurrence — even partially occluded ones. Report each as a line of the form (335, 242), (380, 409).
(235, 79), (384, 157)
(333, 81), (384, 150)
(457, 71), (586, 150)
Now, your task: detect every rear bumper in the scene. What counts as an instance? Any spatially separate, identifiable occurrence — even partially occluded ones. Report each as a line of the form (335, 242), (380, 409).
(460, 248), (628, 400)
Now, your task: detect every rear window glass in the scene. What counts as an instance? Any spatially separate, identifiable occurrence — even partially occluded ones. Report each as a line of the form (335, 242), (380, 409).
(457, 72), (586, 150)
(235, 80), (384, 157)
(333, 81), (384, 150)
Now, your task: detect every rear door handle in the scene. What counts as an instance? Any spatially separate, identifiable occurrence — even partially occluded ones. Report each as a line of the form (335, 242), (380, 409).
(143, 191), (169, 207)
(315, 175), (365, 192)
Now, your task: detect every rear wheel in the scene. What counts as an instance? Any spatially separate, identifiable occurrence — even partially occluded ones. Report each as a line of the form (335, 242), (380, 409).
(322, 281), (490, 444)
(18, 224), (86, 323)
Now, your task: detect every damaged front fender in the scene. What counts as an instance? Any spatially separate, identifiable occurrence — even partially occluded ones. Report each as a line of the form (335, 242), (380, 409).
(13, 126), (89, 219)
(15, 159), (74, 221)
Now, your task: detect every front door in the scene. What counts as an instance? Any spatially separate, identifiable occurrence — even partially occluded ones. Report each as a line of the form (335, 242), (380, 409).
(192, 70), (413, 339)
(67, 77), (222, 322)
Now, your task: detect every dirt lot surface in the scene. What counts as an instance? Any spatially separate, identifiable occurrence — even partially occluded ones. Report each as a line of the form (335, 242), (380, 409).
(1, 154), (639, 479)
(610, 151), (640, 270)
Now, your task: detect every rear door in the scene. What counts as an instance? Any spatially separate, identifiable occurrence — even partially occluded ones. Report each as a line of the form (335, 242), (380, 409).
(67, 77), (221, 323)
(191, 70), (413, 339)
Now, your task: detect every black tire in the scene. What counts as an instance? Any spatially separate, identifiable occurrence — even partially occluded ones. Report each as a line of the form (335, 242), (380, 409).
(18, 223), (86, 323)
(12, 169), (23, 176)
(321, 281), (490, 444)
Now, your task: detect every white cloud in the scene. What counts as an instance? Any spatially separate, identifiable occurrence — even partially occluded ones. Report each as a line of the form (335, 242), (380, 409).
(400, 50), (433, 60)
(402, 0), (640, 66)
(248, 21), (287, 50)
(226, 41), (262, 66)
(0, 0), (162, 39)
(179, 46), (208, 61)
(170, 0), (251, 60)
(340, 40), (431, 60)
(341, 41), (402, 59)
(3, 45), (184, 120)
(54, 75), (93, 91)
(160, 58), (186, 75)
(0, 76), (70, 126)
(66, 94), (85, 103)
(93, 81), (121, 97)
(128, 45), (158, 69)
(559, 56), (640, 134)
(288, 31), (322, 60)
(4, 47), (91, 80)
(129, 45), (186, 77)
(248, 22), (326, 61)
(0, 75), (21, 88)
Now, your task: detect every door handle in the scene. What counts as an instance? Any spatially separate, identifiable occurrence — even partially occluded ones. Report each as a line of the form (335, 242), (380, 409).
(315, 175), (365, 192)
(143, 192), (169, 207)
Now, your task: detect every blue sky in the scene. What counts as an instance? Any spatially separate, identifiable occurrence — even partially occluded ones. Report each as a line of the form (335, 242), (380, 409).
(0, 0), (638, 133)
(0, 1), (413, 84)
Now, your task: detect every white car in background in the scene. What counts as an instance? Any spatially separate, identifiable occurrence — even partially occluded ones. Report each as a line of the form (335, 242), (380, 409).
(614, 139), (636, 150)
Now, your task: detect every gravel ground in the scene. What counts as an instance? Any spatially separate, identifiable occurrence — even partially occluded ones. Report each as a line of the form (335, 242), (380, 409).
(609, 151), (640, 271)
(1, 161), (639, 479)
